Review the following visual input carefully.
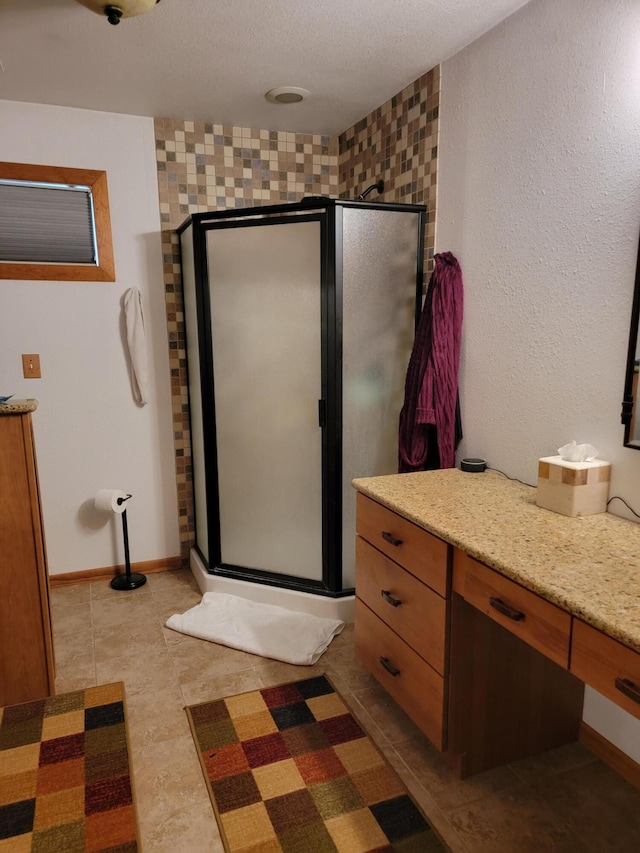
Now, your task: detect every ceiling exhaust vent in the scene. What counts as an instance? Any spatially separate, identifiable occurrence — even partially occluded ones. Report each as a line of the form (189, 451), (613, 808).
(265, 87), (310, 104)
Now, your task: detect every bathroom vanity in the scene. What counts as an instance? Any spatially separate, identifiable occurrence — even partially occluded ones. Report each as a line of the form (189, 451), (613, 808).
(353, 469), (640, 780)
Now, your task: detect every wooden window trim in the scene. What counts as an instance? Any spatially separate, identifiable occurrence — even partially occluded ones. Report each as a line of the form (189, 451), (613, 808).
(0, 162), (115, 281)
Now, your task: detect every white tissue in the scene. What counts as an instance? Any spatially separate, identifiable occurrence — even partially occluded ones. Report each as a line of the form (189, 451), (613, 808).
(95, 489), (130, 514)
(557, 441), (598, 463)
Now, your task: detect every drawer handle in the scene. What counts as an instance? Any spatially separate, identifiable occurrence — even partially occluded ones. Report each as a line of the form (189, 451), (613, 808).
(489, 597), (525, 622)
(382, 531), (403, 547)
(380, 656), (401, 677)
(615, 677), (640, 704)
(381, 589), (402, 607)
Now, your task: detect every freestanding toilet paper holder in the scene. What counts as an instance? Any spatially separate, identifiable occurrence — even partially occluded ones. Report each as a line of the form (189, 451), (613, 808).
(111, 494), (147, 591)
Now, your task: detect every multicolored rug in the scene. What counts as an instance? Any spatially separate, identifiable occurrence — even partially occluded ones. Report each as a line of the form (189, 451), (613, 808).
(0, 682), (138, 852)
(187, 674), (447, 852)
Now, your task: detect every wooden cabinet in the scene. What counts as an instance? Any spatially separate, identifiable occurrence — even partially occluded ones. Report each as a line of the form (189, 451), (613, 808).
(353, 471), (640, 784)
(354, 493), (450, 749)
(449, 551), (584, 778)
(354, 492), (583, 778)
(571, 619), (640, 722)
(355, 599), (447, 749)
(356, 537), (448, 674)
(0, 407), (55, 705)
(453, 551), (572, 668)
(355, 492), (449, 596)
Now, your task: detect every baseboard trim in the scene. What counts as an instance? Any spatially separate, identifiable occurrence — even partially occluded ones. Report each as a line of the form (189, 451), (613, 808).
(49, 557), (182, 587)
(579, 721), (640, 788)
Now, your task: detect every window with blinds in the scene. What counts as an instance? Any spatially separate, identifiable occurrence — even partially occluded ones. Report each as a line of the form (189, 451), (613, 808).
(0, 181), (97, 264)
(0, 163), (115, 281)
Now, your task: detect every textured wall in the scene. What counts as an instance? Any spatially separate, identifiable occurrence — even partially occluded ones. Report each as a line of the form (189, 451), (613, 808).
(437, 0), (640, 760)
(438, 0), (640, 489)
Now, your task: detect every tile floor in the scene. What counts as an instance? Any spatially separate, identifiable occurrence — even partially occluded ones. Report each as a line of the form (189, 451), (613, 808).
(51, 569), (640, 852)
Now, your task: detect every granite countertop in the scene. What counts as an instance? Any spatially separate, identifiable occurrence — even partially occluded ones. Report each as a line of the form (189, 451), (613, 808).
(352, 468), (640, 654)
(0, 398), (38, 415)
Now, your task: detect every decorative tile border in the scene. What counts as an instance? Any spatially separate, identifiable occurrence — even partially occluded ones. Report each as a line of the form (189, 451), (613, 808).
(154, 67), (440, 564)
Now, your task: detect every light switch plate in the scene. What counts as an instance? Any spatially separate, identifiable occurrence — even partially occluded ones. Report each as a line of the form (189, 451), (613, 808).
(22, 354), (41, 378)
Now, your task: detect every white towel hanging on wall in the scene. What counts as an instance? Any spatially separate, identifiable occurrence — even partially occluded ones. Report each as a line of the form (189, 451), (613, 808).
(123, 287), (149, 405)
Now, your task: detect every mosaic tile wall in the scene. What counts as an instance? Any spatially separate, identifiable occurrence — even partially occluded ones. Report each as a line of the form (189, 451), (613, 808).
(154, 119), (339, 563)
(338, 66), (440, 278)
(154, 67), (440, 565)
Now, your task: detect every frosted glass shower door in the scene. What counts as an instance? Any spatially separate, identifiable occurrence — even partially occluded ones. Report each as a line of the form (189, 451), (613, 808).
(206, 220), (324, 581)
(341, 208), (421, 588)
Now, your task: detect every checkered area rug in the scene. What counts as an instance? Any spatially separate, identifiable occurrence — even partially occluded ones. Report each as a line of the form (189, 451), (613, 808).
(0, 682), (138, 852)
(187, 674), (447, 852)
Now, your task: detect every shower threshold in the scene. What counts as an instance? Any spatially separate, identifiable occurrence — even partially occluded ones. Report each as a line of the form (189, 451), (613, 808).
(189, 549), (355, 623)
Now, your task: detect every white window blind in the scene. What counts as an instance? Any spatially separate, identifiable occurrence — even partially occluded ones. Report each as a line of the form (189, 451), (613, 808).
(0, 180), (98, 264)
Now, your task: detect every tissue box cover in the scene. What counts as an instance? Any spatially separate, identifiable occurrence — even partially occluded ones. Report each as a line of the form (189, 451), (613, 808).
(536, 455), (611, 517)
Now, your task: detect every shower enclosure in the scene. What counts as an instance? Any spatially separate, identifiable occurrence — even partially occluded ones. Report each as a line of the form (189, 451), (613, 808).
(179, 198), (425, 601)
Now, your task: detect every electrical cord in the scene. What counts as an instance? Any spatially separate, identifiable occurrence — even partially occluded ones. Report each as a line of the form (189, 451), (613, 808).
(607, 495), (640, 519)
(487, 467), (640, 519)
(486, 467), (535, 488)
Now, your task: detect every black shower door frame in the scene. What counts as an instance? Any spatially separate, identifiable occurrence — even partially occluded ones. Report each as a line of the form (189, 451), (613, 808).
(189, 208), (347, 596)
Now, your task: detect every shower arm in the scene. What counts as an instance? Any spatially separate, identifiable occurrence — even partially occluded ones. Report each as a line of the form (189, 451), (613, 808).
(356, 179), (384, 201)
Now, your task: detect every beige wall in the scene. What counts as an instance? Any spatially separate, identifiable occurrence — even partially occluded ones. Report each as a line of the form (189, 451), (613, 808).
(437, 0), (640, 763)
(0, 101), (180, 575)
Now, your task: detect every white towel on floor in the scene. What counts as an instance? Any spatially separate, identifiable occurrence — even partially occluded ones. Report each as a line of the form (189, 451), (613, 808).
(165, 592), (344, 666)
(123, 287), (149, 405)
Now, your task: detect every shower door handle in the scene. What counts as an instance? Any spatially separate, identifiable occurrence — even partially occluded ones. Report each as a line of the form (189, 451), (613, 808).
(318, 399), (326, 427)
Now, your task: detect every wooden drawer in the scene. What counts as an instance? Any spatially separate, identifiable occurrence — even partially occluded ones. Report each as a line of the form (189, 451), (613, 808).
(571, 619), (640, 722)
(453, 550), (571, 669)
(355, 598), (447, 750)
(356, 492), (449, 597)
(356, 537), (448, 675)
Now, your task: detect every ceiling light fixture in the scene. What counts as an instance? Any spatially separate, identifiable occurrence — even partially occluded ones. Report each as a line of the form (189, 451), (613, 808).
(74, 0), (161, 26)
(265, 87), (310, 105)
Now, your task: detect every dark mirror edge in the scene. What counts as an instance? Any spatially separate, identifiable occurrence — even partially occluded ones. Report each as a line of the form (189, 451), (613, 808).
(622, 229), (640, 448)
